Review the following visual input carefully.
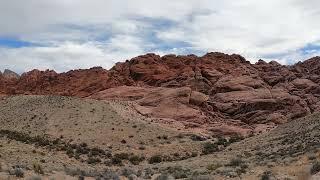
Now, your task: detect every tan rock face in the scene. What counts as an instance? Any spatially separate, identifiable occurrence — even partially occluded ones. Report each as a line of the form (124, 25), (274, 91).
(2, 53), (320, 136)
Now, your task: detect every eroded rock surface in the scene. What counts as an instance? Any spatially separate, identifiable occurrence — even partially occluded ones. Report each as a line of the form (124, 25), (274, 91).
(2, 53), (320, 135)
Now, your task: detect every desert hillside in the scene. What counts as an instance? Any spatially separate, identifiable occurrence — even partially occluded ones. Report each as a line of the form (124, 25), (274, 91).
(1, 95), (320, 179)
(1, 53), (320, 179)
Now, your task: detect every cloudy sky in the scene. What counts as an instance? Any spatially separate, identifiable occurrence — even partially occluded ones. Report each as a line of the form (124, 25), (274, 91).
(0, 0), (320, 73)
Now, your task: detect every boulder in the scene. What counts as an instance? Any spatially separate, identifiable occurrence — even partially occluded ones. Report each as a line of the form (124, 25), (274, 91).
(190, 91), (209, 105)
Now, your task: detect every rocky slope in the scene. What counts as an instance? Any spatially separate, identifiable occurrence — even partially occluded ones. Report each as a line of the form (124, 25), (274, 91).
(1, 52), (320, 135)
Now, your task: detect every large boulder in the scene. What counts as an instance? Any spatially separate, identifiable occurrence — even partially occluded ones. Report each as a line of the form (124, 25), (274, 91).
(190, 91), (209, 105)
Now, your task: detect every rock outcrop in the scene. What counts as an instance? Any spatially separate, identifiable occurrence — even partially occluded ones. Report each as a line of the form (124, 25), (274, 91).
(2, 69), (20, 79)
(2, 53), (320, 136)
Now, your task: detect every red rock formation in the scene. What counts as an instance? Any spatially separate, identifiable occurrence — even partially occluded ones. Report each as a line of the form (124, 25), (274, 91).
(2, 53), (320, 136)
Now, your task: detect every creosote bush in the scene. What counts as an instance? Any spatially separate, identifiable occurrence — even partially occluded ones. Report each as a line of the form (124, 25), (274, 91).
(202, 142), (218, 155)
(149, 155), (162, 164)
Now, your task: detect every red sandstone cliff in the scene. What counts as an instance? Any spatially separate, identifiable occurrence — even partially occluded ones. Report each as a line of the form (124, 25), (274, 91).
(2, 53), (320, 135)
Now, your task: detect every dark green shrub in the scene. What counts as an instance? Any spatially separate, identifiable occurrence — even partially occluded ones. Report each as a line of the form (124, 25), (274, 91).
(216, 137), (228, 146)
(149, 155), (162, 164)
(202, 142), (218, 154)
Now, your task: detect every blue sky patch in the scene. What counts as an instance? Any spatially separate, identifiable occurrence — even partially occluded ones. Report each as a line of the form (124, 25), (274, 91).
(301, 43), (320, 54)
(0, 37), (35, 48)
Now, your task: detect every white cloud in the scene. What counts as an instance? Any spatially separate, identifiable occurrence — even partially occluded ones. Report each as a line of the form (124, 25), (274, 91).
(0, 40), (144, 73)
(0, 0), (320, 72)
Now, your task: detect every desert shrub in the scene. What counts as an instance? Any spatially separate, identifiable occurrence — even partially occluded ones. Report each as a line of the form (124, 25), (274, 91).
(164, 166), (190, 179)
(90, 147), (105, 156)
(87, 157), (101, 164)
(64, 167), (84, 177)
(189, 175), (212, 180)
(190, 134), (206, 141)
(260, 171), (272, 180)
(236, 164), (248, 175)
(75, 146), (89, 155)
(111, 157), (123, 165)
(155, 173), (174, 180)
(121, 168), (137, 177)
(191, 152), (198, 157)
(311, 161), (320, 175)
(308, 154), (317, 161)
(149, 155), (162, 164)
(9, 167), (24, 177)
(114, 153), (130, 160)
(202, 142), (218, 154)
(98, 169), (120, 180)
(27, 175), (42, 180)
(129, 155), (145, 165)
(216, 137), (229, 146)
(33, 162), (44, 174)
(227, 158), (244, 167)
(66, 147), (74, 157)
(207, 163), (222, 171)
(229, 135), (244, 143)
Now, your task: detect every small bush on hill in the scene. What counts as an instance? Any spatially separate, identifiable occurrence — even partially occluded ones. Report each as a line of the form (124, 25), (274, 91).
(202, 142), (219, 154)
(149, 155), (162, 164)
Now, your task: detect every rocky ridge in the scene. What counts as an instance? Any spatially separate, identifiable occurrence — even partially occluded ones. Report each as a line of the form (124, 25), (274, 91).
(2, 52), (320, 136)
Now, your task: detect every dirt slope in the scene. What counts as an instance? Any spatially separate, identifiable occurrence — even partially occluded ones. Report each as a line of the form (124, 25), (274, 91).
(1, 95), (320, 179)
